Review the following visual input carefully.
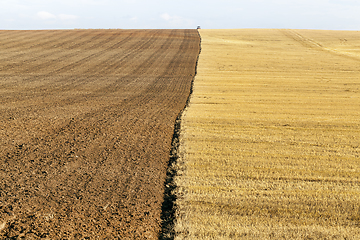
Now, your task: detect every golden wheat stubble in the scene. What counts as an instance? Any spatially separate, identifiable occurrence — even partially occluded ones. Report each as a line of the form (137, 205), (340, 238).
(175, 29), (360, 239)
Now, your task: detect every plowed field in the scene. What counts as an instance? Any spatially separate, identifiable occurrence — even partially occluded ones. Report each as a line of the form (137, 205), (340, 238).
(0, 29), (200, 239)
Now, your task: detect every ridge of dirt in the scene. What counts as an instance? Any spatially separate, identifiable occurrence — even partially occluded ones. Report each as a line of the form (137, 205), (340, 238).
(159, 30), (201, 240)
(0, 29), (200, 239)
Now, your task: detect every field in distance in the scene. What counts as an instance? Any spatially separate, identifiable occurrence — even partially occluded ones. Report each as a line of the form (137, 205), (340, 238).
(0, 29), (200, 239)
(175, 29), (360, 239)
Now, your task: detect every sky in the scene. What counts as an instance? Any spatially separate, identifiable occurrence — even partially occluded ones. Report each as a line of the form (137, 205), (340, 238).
(1, 0), (360, 30)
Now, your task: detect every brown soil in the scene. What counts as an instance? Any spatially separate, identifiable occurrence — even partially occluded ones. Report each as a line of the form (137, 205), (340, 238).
(0, 29), (200, 239)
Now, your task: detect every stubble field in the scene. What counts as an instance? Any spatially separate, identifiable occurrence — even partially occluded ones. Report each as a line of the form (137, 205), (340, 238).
(174, 29), (360, 239)
(0, 29), (200, 239)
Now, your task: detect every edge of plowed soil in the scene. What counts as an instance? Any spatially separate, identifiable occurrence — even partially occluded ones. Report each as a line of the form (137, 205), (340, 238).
(159, 30), (202, 240)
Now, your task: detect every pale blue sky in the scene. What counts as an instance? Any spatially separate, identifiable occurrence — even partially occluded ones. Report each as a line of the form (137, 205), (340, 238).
(1, 0), (360, 30)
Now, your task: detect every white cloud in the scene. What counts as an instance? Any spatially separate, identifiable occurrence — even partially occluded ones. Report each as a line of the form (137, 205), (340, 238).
(36, 11), (79, 22)
(161, 13), (171, 21)
(58, 14), (79, 20)
(79, 0), (108, 5)
(160, 13), (194, 28)
(37, 11), (56, 20)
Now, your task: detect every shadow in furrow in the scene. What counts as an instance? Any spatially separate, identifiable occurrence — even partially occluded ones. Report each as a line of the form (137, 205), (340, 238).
(159, 29), (201, 240)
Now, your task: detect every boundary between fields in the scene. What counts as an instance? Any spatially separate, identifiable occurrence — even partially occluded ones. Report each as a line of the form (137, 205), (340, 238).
(159, 29), (202, 240)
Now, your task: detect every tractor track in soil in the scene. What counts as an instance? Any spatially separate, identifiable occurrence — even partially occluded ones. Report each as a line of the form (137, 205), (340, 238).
(0, 29), (200, 239)
(280, 29), (360, 62)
